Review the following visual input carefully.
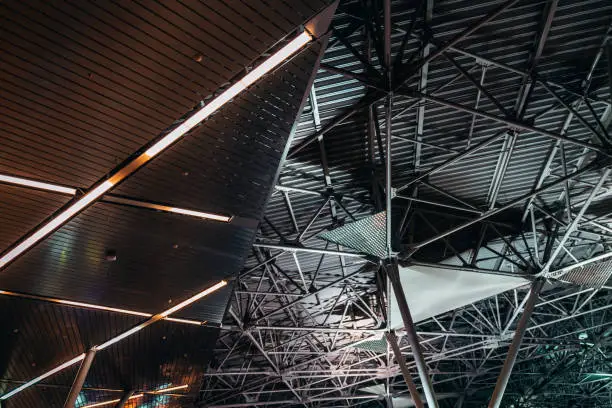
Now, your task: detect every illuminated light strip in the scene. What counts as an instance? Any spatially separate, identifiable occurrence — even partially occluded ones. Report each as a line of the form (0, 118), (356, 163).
(80, 393), (143, 408)
(0, 30), (311, 270)
(105, 196), (231, 222)
(95, 279), (226, 351)
(0, 280), (227, 399)
(160, 280), (228, 317)
(0, 289), (207, 325)
(0, 174), (232, 223)
(0, 181), (114, 269)
(167, 207), (230, 222)
(0, 174), (77, 195)
(0, 354), (86, 400)
(151, 384), (189, 394)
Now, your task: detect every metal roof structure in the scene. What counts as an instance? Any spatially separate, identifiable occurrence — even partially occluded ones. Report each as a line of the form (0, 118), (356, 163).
(1, 1), (611, 408)
(0, 1), (333, 407)
(202, 1), (612, 407)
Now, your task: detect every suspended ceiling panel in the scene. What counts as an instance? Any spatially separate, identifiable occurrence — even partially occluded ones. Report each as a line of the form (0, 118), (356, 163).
(0, 39), (326, 324)
(0, 202), (243, 322)
(389, 264), (529, 328)
(0, 185), (71, 253)
(0, 295), (139, 389)
(0, 0), (328, 187)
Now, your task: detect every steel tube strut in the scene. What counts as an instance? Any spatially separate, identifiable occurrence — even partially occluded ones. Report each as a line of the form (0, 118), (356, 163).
(64, 348), (96, 408)
(387, 260), (439, 408)
(386, 332), (424, 408)
(488, 278), (545, 408)
(115, 391), (134, 408)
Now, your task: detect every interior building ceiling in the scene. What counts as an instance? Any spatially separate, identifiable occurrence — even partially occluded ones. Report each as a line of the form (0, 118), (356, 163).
(0, 1), (611, 408)
(204, 0), (612, 407)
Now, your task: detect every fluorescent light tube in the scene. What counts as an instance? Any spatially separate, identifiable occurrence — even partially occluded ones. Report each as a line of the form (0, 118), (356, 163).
(80, 393), (143, 408)
(0, 174), (77, 195)
(160, 280), (228, 317)
(0, 180), (114, 268)
(0, 354), (86, 400)
(152, 384), (189, 394)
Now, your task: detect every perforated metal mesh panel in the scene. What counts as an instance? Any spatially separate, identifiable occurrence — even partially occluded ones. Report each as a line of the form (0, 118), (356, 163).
(318, 211), (387, 258)
(559, 261), (612, 288)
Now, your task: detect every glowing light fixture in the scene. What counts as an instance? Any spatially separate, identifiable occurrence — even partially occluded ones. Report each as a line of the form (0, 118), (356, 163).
(0, 280), (226, 400)
(167, 207), (230, 222)
(152, 384), (189, 394)
(0, 289), (206, 325)
(160, 280), (228, 317)
(80, 393), (143, 408)
(0, 181), (113, 268)
(0, 174), (77, 195)
(0, 30), (312, 269)
(0, 354), (86, 400)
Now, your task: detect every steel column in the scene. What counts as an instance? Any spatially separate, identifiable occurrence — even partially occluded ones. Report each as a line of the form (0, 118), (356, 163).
(64, 349), (96, 408)
(385, 332), (424, 408)
(114, 391), (134, 408)
(487, 278), (545, 408)
(387, 261), (439, 408)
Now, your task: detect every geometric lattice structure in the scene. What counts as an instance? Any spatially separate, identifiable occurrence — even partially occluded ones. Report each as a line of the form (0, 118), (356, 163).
(319, 211), (387, 258)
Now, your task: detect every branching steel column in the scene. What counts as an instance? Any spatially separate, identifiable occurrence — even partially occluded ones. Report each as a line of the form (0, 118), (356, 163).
(64, 348), (96, 408)
(386, 332), (424, 408)
(488, 279), (545, 408)
(387, 261), (439, 408)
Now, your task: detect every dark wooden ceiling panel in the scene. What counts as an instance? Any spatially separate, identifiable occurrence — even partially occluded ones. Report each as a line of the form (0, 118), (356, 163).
(0, 185), (71, 253)
(0, 0), (328, 187)
(0, 202), (249, 322)
(0, 296), (139, 385)
(114, 43), (325, 220)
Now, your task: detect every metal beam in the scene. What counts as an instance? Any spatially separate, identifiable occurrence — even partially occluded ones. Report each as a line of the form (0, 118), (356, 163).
(387, 261), (439, 408)
(64, 349), (96, 408)
(114, 391), (134, 408)
(488, 279), (545, 408)
(386, 332), (424, 408)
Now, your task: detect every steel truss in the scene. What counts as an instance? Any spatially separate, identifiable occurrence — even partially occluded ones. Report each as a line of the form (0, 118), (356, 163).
(203, 1), (612, 407)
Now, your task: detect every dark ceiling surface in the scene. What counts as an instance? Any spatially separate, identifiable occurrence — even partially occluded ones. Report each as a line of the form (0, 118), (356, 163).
(0, 0), (333, 406)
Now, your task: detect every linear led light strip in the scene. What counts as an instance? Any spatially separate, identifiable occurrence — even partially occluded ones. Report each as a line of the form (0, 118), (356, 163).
(0, 290), (205, 326)
(80, 385), (190, 408)
(81, 393), (144, 408)
(0, 173), (231, 223)
(0, 280), (227, 400)
(0, 30), (312, 270)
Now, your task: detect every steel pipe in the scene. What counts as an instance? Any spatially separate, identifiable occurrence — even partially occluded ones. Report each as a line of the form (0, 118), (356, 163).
(488, 279), (545, 408)
(387, 260), (439, 408)
(386, 332), (424, 408)
(64, 349), (96, 408)
(114, 391), (134, 408)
